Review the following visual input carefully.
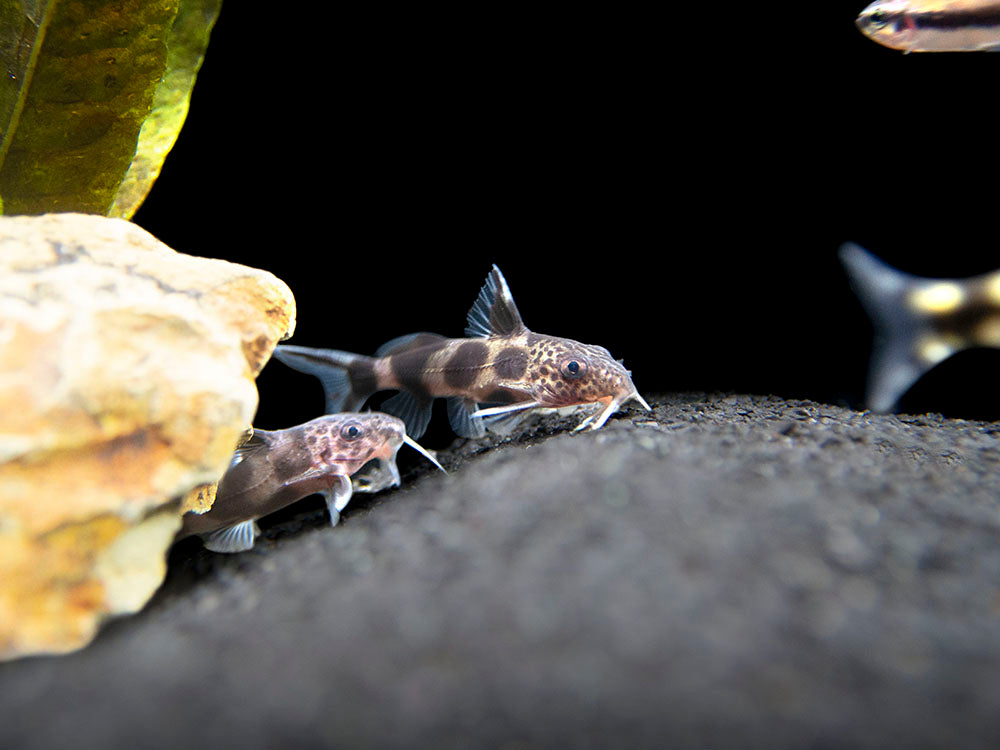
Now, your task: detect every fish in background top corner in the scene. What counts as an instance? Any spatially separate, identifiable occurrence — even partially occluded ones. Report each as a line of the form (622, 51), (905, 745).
(856, 0), (1000, 51)
(273, 265), (650, 439)
(839, 242), (1000, 413)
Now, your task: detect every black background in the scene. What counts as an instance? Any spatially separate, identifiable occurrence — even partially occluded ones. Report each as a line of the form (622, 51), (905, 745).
(133, 3), (1000, 439)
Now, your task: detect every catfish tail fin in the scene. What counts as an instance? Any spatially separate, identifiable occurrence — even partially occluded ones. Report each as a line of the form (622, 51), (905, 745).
(273, 345), (377, 413)
(839, 243), (960, 412)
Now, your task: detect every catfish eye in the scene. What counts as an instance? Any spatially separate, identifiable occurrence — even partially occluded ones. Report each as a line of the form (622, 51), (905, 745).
(560, 358), (586, 379)
(340, 422), (363, 440)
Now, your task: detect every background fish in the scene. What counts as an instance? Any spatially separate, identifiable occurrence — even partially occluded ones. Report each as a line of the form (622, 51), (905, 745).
(274, 265), (649, 439)
(839, 242), (1000, 412)
(180, 413), (444, 553)
(856, 0), (1000, 51)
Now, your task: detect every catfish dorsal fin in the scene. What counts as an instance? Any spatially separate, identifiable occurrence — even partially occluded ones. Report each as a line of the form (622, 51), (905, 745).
(376, 332), (448, 358)
(465, 265), (527, 338)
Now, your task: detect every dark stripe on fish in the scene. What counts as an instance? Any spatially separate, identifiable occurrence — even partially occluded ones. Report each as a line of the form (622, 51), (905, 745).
(924, 302), (998, 335)
(348, 359), (379, 400)
(495, 347), (528, 380)
(444, 341), (489, 388)
(390, 343), (437, 399)
(859, 6), (1000, 35)
(913, 8), (1000, 30)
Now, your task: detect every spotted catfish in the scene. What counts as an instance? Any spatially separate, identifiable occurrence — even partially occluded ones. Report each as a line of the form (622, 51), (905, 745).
(274, 265), (649, 439)
(840, 242), (1000, 412)
(179, 413), (444, 553)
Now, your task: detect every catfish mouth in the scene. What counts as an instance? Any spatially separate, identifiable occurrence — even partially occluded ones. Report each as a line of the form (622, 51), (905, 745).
(472, 384), (651, 430)
(350, 430), (445, 493)
(351, 455), (401, 493)
(539, 364), (649, 414)
(573, 387), (651, 431)
(351, 429), (404, 493)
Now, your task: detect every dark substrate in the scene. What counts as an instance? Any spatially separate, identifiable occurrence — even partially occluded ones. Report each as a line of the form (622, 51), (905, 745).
(2, 393), (999, 749)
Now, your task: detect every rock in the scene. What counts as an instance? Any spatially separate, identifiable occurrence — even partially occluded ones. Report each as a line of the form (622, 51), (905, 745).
(0, 213), (296, 660)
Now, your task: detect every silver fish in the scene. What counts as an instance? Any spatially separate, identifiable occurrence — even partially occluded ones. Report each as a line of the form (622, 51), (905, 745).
(840, 242), (1000, 412)
(179, 412), (444, 553)
(856, 0), (1000, 51)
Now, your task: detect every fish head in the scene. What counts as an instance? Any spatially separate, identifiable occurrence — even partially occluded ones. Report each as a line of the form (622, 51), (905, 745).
(303, 412), (407, 482)
(524, 335), (650, 429)
(301, 412), (445, 494)
(855, 0), (916, 50)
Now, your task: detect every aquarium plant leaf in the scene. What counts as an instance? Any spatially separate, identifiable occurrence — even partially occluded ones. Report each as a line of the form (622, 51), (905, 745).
(109, 0), (221, 218)
(0, 0), (221, 218)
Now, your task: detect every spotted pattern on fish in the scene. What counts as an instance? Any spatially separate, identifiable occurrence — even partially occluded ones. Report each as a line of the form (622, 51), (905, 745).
(274, 266), (649, 438)
(178, 412), (442, 552)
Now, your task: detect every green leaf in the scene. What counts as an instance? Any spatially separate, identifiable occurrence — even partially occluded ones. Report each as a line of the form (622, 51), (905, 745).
(0, 0), (221, 218)
(109, 0), (222, 218)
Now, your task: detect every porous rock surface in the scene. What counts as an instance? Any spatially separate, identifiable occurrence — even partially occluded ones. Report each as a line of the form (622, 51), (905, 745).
(0, 213), (295, 660)
(1, 393), (999, 748)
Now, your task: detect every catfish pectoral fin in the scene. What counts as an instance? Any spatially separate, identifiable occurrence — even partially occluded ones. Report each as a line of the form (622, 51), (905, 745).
(470, 400), (543, 435)
(201, 520), (260, 553)
(381, 391), (434, 440)
(321, 475), (354, 527)
(471, 401), (542, 419)
(447, 396), (485, 438)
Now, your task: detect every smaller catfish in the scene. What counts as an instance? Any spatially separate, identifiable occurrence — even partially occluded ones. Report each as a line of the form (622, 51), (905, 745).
(179, 413), (445, 553)
(273, 265), (650, 439)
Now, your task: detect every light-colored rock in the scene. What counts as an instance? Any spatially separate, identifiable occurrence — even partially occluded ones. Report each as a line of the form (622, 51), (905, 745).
(0, 213), (296, 660)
